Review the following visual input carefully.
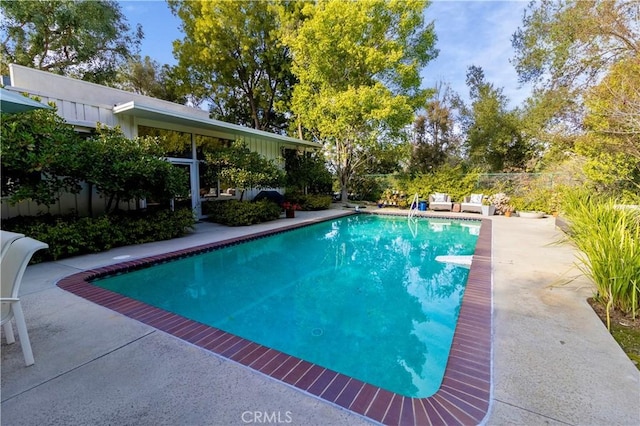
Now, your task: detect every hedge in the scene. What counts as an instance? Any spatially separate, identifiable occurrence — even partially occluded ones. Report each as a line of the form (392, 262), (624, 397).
(2, 208), (196, 262)
(203, 199), (282, 226)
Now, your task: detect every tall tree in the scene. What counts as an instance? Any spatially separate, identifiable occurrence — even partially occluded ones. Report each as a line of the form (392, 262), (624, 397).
(410, 83), (463, 172)
(578, 58), (640, 192)
(463, 66), (530, 172)
(285, 0), (438, 201)
(0, 0), (142, 85)
(512, 0), (640, 192)
(584, 58), (640, 159)
(116, 55), (186, 103)
(512, 0), (640, 125)
(513, 0), (639, 90)
(169, 0), (295, 133)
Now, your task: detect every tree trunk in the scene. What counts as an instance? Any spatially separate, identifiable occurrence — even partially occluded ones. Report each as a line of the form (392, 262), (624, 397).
(340, 186), (349, 202)
(339, 169), (349, 202)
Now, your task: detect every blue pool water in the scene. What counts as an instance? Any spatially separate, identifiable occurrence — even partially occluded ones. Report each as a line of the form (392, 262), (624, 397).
(93, 215), (480, 397)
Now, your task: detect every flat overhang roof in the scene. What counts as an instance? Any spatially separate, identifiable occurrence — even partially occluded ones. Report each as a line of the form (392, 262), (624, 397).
(113, 101), (319, 148)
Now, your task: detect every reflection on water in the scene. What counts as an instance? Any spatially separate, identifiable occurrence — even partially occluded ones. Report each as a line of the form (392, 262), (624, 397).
(94, 215), (479, 397)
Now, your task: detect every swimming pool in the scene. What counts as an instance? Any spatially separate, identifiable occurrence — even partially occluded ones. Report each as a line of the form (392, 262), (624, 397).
(93, 215), (477, 397)
(59, 212), (492, 425)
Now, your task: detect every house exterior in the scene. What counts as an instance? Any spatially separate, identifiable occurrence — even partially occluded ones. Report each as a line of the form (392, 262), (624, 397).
(2, 64), (319, 219)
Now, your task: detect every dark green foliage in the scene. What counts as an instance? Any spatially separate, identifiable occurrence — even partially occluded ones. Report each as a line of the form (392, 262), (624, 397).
(116, 55), (186, 103)
(284, 194), (332, 211)
(2, 208), (195, 262)
(204, 200), (281, 226)
(282, 149), (333, 194)
(83, 125), (190, 213)
(108, 208), (196, 243)
(1, 0), (142, 84)
(1, 112), (190, 214)
(401, 166), (481, 203)
(463, 66), (531, 172)
(344, 175), (384, 202)
(410, 83), (463, 173)
(1, 108), (84, 205)
(204, 141), (285, 201)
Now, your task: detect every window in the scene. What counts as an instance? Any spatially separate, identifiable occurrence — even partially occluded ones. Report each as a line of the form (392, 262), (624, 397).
(138, 125), (192, 158)
(195, 134), (233, 160)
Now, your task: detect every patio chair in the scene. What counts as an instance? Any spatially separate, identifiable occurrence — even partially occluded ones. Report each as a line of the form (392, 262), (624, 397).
(461, 193), (484, 214)
(1, 236), (48, 366)
(1, 230), (25, 260)
(429, 193), (453, 211)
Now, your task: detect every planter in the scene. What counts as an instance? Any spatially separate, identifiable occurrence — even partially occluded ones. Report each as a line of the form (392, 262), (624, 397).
(285, 209), (295, 218)
(519, 211), (545, 219)
(481, 205), (496, 216)
(505, 210), (512, 218)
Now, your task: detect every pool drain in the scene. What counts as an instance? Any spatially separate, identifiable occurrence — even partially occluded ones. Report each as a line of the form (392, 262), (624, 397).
(311, 328), (323, 337)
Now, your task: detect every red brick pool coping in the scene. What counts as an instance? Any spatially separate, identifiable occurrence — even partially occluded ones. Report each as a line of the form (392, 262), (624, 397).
(57, 215), (492, 426)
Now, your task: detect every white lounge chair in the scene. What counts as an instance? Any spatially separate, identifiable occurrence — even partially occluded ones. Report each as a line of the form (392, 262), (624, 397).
(1, 230), (25, 260)
(461, 193), (484, 213)
(1, 236), (48, 366)
(429, 193), (453, 211)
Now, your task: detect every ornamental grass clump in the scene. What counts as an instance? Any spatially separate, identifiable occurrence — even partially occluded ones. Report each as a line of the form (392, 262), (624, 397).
(562, 192), (640, 328)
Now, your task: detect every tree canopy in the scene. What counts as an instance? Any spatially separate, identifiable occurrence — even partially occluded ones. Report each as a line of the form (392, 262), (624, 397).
(410, 83), (463, 173)
(512, 0), (640, 194)
(169, 0), (295, 133)
(115, 55), (186, 103)
(285, 0), (438, 201)
(0, 107), (83, 206)
(512, 0), (639, 91)
(0, 0), (142, 84)
(461, 66), (531, 172)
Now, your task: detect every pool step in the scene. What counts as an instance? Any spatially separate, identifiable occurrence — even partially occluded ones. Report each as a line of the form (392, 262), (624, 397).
(435, 255), (473, 269)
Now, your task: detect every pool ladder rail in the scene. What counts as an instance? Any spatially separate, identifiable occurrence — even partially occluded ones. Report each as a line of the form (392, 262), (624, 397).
(408, 193), (420, 219)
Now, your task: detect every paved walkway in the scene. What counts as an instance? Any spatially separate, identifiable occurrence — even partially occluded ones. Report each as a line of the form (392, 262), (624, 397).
(1, 209), (639, 425)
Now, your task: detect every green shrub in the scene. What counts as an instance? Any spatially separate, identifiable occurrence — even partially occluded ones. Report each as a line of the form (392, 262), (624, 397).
(402, 166), (481, 203)
(284, 194), (332, 210)
(1, 208), (195, 262)
(510, 191), (550, 212)
(349, 175), (385, 201)
(562, 191), (640, 325)
(109, 208), (196, 243)
(204, 200), (281, 226)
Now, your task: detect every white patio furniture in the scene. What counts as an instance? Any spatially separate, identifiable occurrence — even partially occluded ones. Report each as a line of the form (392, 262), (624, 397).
(1, 230), (25, 259)
(1, 235), (48, 366)
(429, 193), (453, 211)
(461, 193), (484, 214)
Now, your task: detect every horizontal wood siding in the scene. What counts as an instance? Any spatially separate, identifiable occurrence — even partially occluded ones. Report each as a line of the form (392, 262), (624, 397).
(1, 184), (135, 219)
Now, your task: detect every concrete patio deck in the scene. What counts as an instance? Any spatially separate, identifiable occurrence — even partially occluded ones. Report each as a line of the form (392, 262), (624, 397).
(2, 208), (639, 425)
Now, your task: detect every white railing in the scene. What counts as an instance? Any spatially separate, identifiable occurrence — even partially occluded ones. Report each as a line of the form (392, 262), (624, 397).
(408, 193), (420, 219)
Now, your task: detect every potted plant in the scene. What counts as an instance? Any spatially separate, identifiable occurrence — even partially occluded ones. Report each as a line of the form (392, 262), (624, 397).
(282, 201), (301, 218)
(481, 196), (496, 216)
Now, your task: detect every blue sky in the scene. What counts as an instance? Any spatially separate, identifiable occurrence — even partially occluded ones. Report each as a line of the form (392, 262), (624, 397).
(119, 0), (531, 108)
